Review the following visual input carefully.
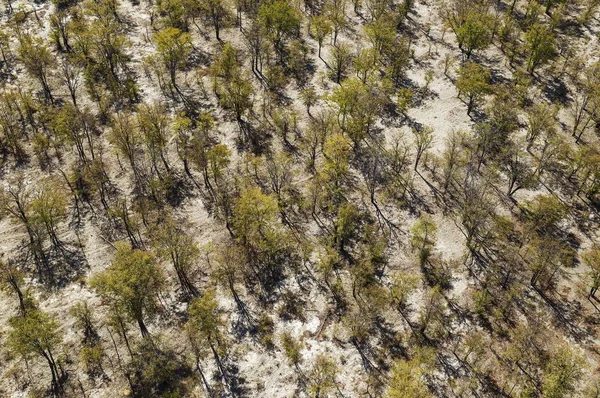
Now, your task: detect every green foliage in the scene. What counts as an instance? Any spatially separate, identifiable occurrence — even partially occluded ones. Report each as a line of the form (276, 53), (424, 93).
(310, 15), (332, 57)
(7, 308), (63, 394)
(386, 354), (433, 397)
(583, 246), (600, 298)
(446, 2), (494, 59)
(186, 289), (229, 381)
(257, 0), (300, 54)
(525, 23), (556, 74)
(7, 309), (61, 358)
(153, 27), (193, 90)
(411, 215), (437, 266)
(90, 242), (165, 337)
(397, 87), (413, 115)
(280, 331), (302, 367)
(321, 133), (352, 201)
(328, 78), (386, 143)
(522, 194), (566, 233)
(193, 0), (232, 40)
(329, 42), (353, 83)
(128, 339), (192, 397)
(542, 345), (584, 398)
(455, 62), (491, 115)
(232, 186), (279, 248)
(187, 290), (225, 347)
(17, 35), (56, 102)
(152, 218), (200, 297)
(307, 353), (339, 397)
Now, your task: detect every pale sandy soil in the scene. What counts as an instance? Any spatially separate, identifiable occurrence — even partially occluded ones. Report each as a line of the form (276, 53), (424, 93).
(0, 0), (599, 396)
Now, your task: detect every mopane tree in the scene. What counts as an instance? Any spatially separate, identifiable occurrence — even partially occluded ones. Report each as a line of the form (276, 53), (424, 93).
(0, 180), (49, 279)
(210, 44), (253, 125)
(152, 218), (200, 298)
(137, 102), (172, 178)
(193, 0), (232, 40)
(411, 215), (437, 268)
(386, 351), (434, 398)
(257, 0), (301, 61)
(186, 290), (229, 388)
(71, 302), (105, 378)
(17, 35), (56, 102)
(524, 23), (556, 75)
(310, 15), (332, 61)
(90, 242), (165, 338)
(526, 103), (558, 149)
(499, 142), (537, 198)
(444, 0), (494, 59)
(7, 309), (64, 396)
(307, 353), (339, 397)
(455, 62), (491, 115)
(582, 246), (600, 300)
(153, 27), (193, 99)
(0, 260), (31, 314)
(542, 345), (584, 398)
(108, 112), (144, 186)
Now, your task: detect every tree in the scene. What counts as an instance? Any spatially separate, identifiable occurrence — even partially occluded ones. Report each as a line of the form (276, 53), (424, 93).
(386, 353), (433, 397)
(445, 1), (494, 59)
(440, 130), (465, 192)
(280, 330), (302, 368)
(300, 86), (319, 115)
(7, 309), (64, 396)
(412, 126), (434, 171)
(321, 132), (353, 203)
(137, 102), (172, 178)
(212, 240), (248, 316)
(542, 345), (584, 398)
(329, 42), (353, 83)
(194, 0), (232, 40)
(455, 62), (491, 115)
(390, 271), (420, 331)
(583, 246), (600, 300)
(525, 23), (556, 75)
(153, 27), (193, 98)
(525, 236), (574, 291)
(90, 242), (165, 338)
(411, 215), (437, 267)
(0, 260), (31, 314)
(30, 177), (69, 253)
(71, 302), (105, 378)
(80, 15), (138, 102)
(127, 339), (192, 397)
(310, 15), (332, 61)
(232, 186), (279, 250)
(500, 142), (537, 197)
(108, 112), (143, 184)
(307, 353), (339, 397)
(257, 0), (301, 61)
(231, 185), (300, 295)
(0, 180), (50, 279)
(186, 290), (229, 386)
(522, 194), (566, 235)
(526, 103), (558, 149)
(152, 218), (200, 298)
(216, 72), (253, 124)
(397, 87), (413, 117)
(51, 103), (97, 163)
(18, 35), (56, 102)
(328, 78), (385, 144)
(325, 0), (348, 46)
(59, 56), (83, 106)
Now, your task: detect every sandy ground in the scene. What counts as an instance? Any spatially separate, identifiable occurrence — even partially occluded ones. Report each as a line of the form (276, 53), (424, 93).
(0, 0), (599, 396)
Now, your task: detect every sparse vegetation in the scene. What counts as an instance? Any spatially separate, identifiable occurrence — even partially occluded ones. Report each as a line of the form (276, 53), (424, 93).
(0, 0), (599, 397)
